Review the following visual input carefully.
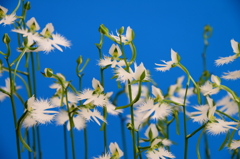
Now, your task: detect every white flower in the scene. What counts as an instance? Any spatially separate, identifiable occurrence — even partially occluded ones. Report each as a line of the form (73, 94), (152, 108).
(0, 6), (8, 15)
(229, 140), (240, 150)
(109, 142), (124, 158)
(0, 13), (17, 26)
(98, 44), (126, 68)
(147, 147), (175, 159)
(190, 96), (216, 123)
(23, 96), (58, 127)
(200, 81), (219, 96)
(138, 98), (171, 121)
(26, 17), (40, 31)
(222, 70), (240, 80)
(0, 78), (21, 102)
(144, 124), (158, 139)
(215, 39), (239, 66)
(55, 110), (86, 130)
(37, 33), (71, 53)
(110, 26), (133, 44)
(206, 119), (238, 135)
(115, 62), (149, 83)
(155, 49), (178, 72)
(216, 94), (238, 116)
(94, 153), (111, 159)
(79, 109), (106, 126)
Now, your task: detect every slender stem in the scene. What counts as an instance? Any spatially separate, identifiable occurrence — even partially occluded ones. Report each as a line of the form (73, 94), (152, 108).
(97, 38), (107, 150)
(187, 123), (207, 139)
(183, 81), (189, 159)
(6, 58), (22, 159)
(78, 75), (88, 159)
(196, 129), (205, 159)
(63, 124), (68, 159)
(119, 114), (128, 159)
(30, 52), (42, 159)
(12, 0), (21, 13)
(216, 110), (239, 122)
(65, 87), (76, 159)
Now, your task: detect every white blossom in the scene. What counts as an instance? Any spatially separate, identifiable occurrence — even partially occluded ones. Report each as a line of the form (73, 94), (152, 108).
(155, 49), (178, 72)
(222, 70), (240, 80)
(206, 119), (238, 135)
(215, 39), (239, 66)
(147, 147), (175, 159)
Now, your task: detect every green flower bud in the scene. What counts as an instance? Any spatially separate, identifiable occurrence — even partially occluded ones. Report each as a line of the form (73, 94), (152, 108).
(98, 24), (109, 35)
(44, 68), (53, 77)
(118, 26), (124, 35)
(2, 33), (10, 44)
(126, 123), (133, 130)
(24, 2), (31, 10)
(76, 55), (83, 65)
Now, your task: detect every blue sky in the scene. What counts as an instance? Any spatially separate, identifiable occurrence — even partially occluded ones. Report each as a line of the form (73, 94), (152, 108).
(1, 0), (240, 158)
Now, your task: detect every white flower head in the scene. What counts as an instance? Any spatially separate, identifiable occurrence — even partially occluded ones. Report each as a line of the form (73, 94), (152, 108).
(55, 110), (86, 130)
(152, 85), (164, 101)
(92, 78), (104, 92)
(133, 62), (149, 81)
(216, 94), (238, 116)
(147, 148), (175, 159)
(94, 153), (111, 159)
(109, 44), (122, 57)
(0, 6), (8, 15)
(215, 39), (239, 66)
(222, 70), (240, 80)
(109, 142), (124, 158)
(155, 49), (179, 72)
(229, 140), (240, 150)
(26, 17), (40, 31)
(23, 96), (58, 127)
(41, 23), (54, 37)
(110, 26), (133, 44)
(0, 78), (21, 102)
(0, 13), (17, 26)
(200, 81), (219, 96)
(206, 119), (238, 135)
(79, 109), (106, 126)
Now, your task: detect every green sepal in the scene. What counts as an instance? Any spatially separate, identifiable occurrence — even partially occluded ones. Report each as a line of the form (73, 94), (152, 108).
(140, 71), (146, 81)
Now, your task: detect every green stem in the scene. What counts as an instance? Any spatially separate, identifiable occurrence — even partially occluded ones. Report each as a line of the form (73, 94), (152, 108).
(12, 0), (21, 14)
(63, 124), (68, 159)
(216, 110), (239, 122)
(97, 36), (107, 151)
(78, 75), (88, 159)
(65, 88), (76, 159)
(119, 114), (128, 159)
(183, 79), (190, 159)
(115, 81), (142, 109)
(17, 111), (32, 152)
(196, 129), (205, 159)
(187, 123), (207, 139)
(6, 58), (22, 159)
(30, 52), (42, 159)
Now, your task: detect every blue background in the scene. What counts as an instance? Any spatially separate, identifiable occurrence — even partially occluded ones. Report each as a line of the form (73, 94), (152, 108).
(1, 0), (240, 158)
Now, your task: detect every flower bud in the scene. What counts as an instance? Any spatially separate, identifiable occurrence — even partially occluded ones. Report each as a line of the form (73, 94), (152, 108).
(118, 26), (124, 35)
(126, 123), (133, 130)
(76, 55), (83, 65)
(44, 68), (53, 77)
(98, 24), (109, 35)
(24, 2), (31, 10)
(2, 33), (10, 44)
